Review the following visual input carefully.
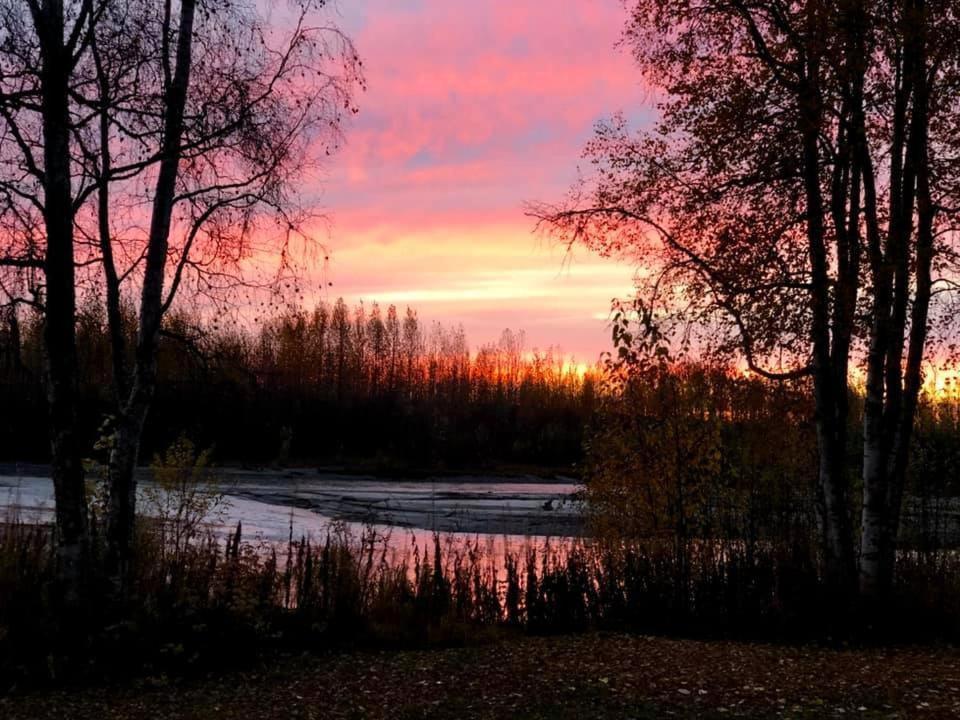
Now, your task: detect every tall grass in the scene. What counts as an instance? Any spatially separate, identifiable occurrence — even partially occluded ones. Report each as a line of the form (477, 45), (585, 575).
(2, 510), (959, 689)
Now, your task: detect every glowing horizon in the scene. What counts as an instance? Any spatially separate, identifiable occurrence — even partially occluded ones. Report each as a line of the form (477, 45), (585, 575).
(306, 0), (649, 362)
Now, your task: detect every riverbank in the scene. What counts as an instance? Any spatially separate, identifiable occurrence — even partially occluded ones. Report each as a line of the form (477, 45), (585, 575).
(0, 462), (580, 483)
(4, 633), (958, 719)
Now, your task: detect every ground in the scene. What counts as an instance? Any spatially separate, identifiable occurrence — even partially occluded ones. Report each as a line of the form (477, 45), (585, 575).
(3, 634), (958, 719)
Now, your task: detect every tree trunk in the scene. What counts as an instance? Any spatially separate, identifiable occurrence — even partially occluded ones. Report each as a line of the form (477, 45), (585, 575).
(38, 0), (89, 605)
(104, 411), (145, 586)
(104, 0), (197, 587)
(798, 40), (856, 595)
(858, 460), (888, 599)
(861, 301), (894, 598)
(859, 0), (931, 603)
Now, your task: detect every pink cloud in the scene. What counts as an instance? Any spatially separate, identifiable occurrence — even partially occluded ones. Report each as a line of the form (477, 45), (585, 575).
(309, 0), (649, 358)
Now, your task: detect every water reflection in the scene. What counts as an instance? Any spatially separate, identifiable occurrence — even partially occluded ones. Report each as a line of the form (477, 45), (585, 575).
(0, 472), (583, 563)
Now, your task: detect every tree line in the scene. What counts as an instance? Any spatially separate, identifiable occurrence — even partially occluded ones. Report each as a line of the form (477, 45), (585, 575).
(0, 299), (597, 470)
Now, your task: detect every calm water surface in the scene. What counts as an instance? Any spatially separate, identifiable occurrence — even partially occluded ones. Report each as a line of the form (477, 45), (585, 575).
(0, 470), (584, 557)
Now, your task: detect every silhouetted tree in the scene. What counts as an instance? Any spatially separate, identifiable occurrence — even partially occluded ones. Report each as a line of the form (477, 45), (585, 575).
(533, 0), (960, 604)
(0, 0), (104, 601)
(71, 0), (363, 586)
(0, 0), (363, 591)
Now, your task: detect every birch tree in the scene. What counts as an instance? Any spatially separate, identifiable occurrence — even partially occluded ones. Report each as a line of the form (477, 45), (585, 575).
(71, 0), (363, 585)
(0, 0), (362, 592)
(532, 0), (960, 601)
(0, 0), (108, 602)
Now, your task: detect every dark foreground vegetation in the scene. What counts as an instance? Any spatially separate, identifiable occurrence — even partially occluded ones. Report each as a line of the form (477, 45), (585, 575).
(0, 302), (594, 471)
(2, 492), (959, 692)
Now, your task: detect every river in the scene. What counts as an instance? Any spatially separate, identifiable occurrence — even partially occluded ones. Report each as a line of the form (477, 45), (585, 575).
(0, 467), (584, 554)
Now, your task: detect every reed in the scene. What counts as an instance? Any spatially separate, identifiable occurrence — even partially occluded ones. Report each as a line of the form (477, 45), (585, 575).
(2, 508), (957, 689)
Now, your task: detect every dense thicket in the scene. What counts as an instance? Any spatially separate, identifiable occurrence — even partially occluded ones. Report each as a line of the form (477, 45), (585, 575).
(586, 362), (960, 558)
(0, 301), (596, 471)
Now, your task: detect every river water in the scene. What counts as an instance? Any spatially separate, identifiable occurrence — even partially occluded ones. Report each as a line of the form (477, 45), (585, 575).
(0, 469), (584, 555)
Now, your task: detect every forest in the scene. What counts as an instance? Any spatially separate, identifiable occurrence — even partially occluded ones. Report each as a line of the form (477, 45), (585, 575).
(0, 300), (595, 470)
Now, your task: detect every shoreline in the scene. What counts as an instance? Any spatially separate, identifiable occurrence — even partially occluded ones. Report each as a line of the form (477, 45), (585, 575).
(0, 462), (581, 485)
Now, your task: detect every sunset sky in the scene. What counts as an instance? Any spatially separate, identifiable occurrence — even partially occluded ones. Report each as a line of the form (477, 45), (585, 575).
(314, 0), (650, 361)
